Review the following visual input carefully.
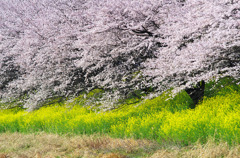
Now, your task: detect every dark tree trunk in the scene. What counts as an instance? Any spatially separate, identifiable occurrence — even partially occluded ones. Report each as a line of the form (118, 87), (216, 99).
(185, 80), (205, 109)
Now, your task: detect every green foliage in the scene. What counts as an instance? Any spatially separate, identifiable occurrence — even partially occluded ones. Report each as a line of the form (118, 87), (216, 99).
(117, 86), (155, 108)
(204, 76), (240, 98)
(40, 97), (66, 107)
(86, 89), (104, 98)
(65, 89), (105, 112)
(0, 96), (26, 110)
(117, 90), (143, 107)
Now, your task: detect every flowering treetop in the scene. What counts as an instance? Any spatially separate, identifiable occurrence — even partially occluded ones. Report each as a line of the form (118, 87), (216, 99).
(0, 0), (239, 110)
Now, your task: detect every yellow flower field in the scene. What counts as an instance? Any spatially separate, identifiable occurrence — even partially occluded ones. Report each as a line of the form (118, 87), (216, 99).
(0, 85), (239, 146)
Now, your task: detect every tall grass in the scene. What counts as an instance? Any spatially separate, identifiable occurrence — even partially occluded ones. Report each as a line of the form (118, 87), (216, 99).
(0, 79), (239, 146)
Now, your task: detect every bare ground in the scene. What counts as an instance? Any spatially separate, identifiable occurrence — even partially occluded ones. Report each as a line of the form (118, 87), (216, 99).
(0, 133), (240, 158)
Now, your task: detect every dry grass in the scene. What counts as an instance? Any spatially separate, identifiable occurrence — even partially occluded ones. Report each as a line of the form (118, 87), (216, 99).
(150, 139), (240, 158)
(0, 132), (157, 158)
(0, 133), (240, 158)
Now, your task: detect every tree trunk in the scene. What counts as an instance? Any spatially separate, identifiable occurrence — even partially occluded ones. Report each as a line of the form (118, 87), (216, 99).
(185, 80), (205, 109)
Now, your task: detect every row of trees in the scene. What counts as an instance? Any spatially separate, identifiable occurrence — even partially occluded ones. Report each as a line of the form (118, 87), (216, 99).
(0, 0), (239, 110)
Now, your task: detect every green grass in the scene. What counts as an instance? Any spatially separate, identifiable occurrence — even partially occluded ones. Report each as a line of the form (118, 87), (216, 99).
(0, 78), (239, 147)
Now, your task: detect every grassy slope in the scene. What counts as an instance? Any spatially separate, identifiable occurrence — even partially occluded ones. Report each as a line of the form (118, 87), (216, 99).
(0, 78), (239, 157)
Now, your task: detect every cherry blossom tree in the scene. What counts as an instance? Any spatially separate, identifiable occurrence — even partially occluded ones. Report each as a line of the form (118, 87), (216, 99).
(0, 0), (239, 110)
